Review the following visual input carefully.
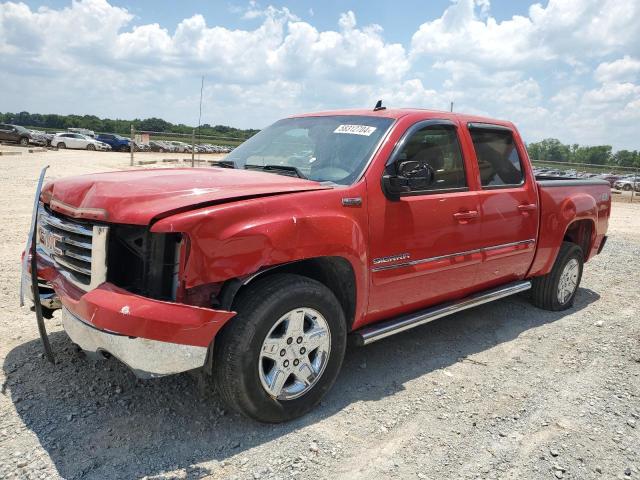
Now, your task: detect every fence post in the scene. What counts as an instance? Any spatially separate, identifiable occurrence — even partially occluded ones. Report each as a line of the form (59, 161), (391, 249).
(191, 128), (195, 167)
(130, 124), (134, 167)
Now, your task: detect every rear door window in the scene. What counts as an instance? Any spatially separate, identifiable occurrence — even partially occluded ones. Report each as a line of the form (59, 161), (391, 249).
(468, 126), (524, 187)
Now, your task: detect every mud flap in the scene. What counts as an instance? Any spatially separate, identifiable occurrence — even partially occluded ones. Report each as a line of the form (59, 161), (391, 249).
(20, 166), (55, 363)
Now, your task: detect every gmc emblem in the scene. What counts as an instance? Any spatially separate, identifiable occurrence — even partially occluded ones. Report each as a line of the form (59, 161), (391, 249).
(39, 227), (63, 256)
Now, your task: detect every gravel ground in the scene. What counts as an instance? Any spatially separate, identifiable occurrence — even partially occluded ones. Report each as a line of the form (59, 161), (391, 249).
(1, 149), (639, 480)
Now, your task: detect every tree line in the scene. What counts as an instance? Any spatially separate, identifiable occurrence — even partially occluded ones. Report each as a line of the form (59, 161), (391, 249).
(0, 111), (259, 140)
(526, 138), (639, 168)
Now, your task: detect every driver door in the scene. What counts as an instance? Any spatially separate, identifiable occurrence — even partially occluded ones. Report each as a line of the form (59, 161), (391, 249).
(367, 120), (483, 321)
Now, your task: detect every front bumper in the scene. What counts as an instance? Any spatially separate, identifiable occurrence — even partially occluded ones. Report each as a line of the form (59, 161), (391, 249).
(23, 252), (237, 377)
(62, 307), (208, 378)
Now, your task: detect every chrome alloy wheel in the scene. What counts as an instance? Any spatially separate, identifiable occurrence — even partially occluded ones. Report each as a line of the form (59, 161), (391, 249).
(557, 258), (579, 304)
(258, 308), (331, 400)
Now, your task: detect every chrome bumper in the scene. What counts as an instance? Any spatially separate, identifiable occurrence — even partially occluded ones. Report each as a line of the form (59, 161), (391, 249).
(62, 308), (208, 378)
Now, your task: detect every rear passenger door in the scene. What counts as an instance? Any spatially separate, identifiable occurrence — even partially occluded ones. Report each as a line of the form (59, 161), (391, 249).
(464, 123), (539, 288)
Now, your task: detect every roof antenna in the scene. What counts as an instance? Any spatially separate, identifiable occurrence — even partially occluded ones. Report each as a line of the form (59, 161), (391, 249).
(373, 100), (386, 111)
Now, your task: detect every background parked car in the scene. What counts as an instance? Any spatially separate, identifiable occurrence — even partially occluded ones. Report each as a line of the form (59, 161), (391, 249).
(95, 133), (132, 152)
(169, 141), (192, 153)
(29, 130), (53, 146)
(149, 140), (175, 152)
(134, 141), (151, 152)
(596, 174), (622, 187)
(52, 133), (110, 151)
(0, 123), (34, 146)
(614, 176), (640, 191)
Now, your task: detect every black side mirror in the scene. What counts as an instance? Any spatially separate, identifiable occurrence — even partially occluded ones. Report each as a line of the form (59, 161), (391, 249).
(382, 161), (434, 200)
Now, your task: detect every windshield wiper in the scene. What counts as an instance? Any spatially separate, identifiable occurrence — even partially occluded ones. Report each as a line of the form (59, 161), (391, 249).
(244, 164), (308, 179)
(211, 160), (236, 169)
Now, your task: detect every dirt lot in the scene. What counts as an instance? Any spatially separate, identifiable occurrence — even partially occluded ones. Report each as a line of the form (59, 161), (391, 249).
(1, 148), (638, 480)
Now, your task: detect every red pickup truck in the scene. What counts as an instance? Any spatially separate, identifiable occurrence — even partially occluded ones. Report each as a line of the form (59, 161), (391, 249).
(22, 107), (610, 423)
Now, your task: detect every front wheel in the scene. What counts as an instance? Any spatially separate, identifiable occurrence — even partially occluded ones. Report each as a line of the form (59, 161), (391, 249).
(87, 144), (95, 151)
(19, 137), (29, 146)
(531, 241), (584, 311)
(214, 274), (347, 423)
(56, 142), (66, 149)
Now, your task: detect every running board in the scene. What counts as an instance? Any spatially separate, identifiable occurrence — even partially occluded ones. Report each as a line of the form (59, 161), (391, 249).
(352, 280), (532, 346)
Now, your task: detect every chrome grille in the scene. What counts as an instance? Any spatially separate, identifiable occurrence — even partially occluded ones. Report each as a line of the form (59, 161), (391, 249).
(37, 204), (108, 291)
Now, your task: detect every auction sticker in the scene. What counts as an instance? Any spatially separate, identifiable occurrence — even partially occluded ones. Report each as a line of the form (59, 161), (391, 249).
(334, 124), (377, 136)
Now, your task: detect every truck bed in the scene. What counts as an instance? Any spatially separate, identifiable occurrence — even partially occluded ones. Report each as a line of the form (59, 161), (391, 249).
(528, 178), (611, 277)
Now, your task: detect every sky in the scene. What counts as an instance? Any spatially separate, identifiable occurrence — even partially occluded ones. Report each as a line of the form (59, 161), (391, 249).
(1, 0), (639, 150)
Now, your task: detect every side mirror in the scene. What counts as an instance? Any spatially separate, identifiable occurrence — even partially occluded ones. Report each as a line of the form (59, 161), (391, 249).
(382, 161), (434, 200)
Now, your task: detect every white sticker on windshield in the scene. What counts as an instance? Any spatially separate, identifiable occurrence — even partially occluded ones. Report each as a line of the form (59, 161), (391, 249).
(333, 124), (377, 136)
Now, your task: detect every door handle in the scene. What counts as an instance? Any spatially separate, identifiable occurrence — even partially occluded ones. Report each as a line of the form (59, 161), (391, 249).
(518, 203), (537, 213)
(453, 210), (479, 222)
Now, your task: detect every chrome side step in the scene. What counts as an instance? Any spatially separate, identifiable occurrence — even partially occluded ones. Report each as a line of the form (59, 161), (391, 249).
(352, 280), (532, 346)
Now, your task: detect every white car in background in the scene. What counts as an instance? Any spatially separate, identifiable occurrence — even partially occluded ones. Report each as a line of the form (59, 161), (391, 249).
(169, 141), (192, 153)
(52, 133), (111, 151)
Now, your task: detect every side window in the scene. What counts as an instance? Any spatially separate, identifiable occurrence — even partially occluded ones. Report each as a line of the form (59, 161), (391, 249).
(394, 125), (467, 193)
(469, 127), (524, 187)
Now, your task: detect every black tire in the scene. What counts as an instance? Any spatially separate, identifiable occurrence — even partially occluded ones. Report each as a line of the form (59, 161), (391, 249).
(120, 145), (129, 152)
(622, 184), (631, 191)
(213, 273), (347, 423)
(19, 137), (29, 146)
(159, 148), (165, 153)
(57, 142), (66, 149)
(87, 144), (95, 151)
(531, 241), (583, 311)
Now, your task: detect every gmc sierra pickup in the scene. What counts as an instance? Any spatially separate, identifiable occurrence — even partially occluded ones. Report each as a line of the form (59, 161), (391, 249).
(22, 107), (610, 423)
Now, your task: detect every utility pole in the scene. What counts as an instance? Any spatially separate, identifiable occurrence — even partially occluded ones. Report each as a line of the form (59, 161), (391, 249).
(197, 75), (204, 165)
(450, 101), (454, 112)
(130, 124), (134, 166)
(191, 128), (196, 167)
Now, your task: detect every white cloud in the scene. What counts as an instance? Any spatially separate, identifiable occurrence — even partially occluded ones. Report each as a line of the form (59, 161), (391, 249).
(411, 0), (639, 68)
(595, 56), (640, 83)
(0, 0), (638, 150)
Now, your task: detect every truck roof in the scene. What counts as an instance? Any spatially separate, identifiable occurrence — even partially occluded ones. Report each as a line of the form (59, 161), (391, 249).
(290, 108), (516, 129)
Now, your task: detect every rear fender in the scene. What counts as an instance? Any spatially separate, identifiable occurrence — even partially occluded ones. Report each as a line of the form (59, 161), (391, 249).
(528, 191), (598, 277)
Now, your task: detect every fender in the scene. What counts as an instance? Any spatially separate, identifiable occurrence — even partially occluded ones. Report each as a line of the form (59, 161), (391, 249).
(151, 185), (370, 323)
(528, 189), (598, 277)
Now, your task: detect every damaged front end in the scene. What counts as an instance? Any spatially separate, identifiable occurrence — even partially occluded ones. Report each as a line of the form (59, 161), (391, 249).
(21, 170), (237, 377)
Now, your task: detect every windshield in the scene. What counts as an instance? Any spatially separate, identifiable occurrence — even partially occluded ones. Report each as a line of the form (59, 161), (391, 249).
(225, 115), (394, 184)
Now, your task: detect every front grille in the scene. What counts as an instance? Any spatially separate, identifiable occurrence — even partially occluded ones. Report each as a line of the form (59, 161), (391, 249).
(37, 204), (108, 291)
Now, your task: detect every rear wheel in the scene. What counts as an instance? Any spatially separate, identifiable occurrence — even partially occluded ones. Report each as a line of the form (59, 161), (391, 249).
(19, 137), (29, 146)
(56, 142), (66, 149)
(214, 274), (347, 423)
(622, 184), (632, 191)
(531, 241), (583, 311)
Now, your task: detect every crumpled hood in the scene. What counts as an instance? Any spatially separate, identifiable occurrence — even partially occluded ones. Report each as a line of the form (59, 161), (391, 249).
(42, 167), (329, 225)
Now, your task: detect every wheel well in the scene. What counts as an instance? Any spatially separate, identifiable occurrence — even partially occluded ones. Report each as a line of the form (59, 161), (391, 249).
(563, 220), (594, 260)
(228, 257), (357, 331)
